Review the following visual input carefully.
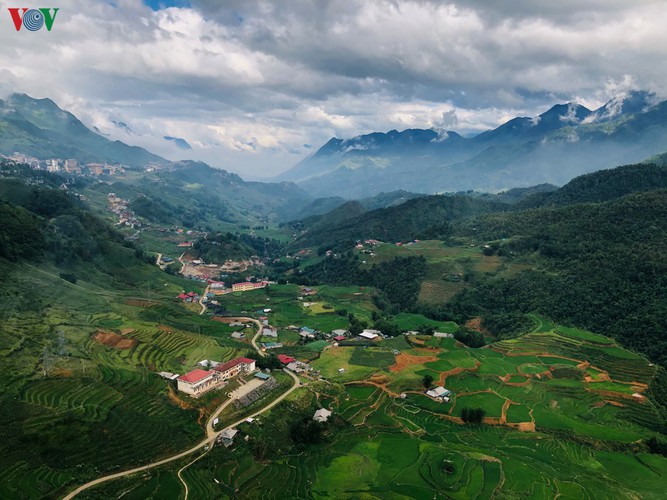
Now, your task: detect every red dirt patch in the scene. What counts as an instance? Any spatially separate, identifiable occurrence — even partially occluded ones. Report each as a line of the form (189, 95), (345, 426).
(515, 422), (536, 432)
(389, 352), (439, 373)
(465, 316), (489, 334)
(167, 385), (193, 410)
(93, 330), (137, 350)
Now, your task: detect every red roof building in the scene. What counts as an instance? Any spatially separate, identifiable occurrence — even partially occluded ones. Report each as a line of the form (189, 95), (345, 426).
(177, 293), (188, 300)
(334, 335), (346, 341)
(177, 369), (217, 397)
(178, 369), (213, 383)
(278, 354), (296, 365)
(213, 357), (256, 380)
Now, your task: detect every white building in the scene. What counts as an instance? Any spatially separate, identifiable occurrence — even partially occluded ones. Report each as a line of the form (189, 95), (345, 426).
(313, 408), (332, 423)
(426, 386), (452, 400)
(177, 369), (217, 396)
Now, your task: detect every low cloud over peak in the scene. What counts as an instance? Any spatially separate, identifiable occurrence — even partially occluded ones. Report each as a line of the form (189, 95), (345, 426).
(1, 0), (666, 177)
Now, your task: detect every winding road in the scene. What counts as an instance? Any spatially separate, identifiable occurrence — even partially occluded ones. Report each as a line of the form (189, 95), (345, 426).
(63, 317), (300, 499)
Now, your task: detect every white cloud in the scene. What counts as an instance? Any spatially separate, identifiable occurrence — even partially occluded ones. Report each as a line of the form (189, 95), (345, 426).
(0, 0), (666, 177)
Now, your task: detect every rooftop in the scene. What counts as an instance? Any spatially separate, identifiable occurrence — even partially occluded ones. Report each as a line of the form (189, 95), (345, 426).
(214, 357), (255, 373)
(178, 369), (214, 384)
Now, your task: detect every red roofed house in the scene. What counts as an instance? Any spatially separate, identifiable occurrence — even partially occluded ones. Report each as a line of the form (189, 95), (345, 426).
(334, 335), (346, 342)
(177, 293), (188, 300)
(177, 369), (217, 397)
(278, 354), (295, 365)
(213, 357), (256, 381)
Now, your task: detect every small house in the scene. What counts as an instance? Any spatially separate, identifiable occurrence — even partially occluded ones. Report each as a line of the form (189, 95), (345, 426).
(262, 326), (278, 338)
(426, 386), (452, 400)
(220, 428), (238, 447)
(359, 330), (379, 340)
(313, 408), (332, 423)
(278, 354), (296, 365)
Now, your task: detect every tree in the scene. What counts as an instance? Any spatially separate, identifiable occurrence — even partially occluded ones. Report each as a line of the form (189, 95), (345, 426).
(422, 374), (434, 389)
(461, 407), (486, 424)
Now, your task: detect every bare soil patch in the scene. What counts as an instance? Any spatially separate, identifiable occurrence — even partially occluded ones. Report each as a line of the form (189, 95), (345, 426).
(390, 352), (439, 373)
(465, 316), (490, 334)
(93, 330), (137, 350)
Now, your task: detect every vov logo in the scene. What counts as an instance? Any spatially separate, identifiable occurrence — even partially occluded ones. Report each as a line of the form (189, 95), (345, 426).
(8, 8), (59, 31)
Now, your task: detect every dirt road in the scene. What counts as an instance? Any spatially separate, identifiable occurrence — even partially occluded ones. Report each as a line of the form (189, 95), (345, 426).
(63, 316), (298, 499)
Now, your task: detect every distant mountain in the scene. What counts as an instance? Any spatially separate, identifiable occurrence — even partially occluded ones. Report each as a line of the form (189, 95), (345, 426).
(0, 93), (166, 167)
(96, 159), (311, 226)
(281, 189), (424, 222)
(164, 136), (192, 150)
(277, 92), (667, 197)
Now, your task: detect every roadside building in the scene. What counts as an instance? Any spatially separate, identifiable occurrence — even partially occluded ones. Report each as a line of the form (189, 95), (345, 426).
(213, 357), (256, 381)
(220, 428), (238, 447)
(278, 354), (296, 365)
(177, 369), (217, 397)
(262, 326), (278, 337)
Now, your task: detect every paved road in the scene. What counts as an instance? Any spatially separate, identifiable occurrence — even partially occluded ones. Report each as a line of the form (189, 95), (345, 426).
(63, 316), (298, 499)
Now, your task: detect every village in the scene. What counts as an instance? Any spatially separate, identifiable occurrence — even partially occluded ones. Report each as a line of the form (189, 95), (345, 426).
(158, 284), (457, 450)
(2, 153), (126, 176)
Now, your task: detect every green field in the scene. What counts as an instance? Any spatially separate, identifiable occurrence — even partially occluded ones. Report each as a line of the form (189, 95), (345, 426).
(2, 247), (665, 500)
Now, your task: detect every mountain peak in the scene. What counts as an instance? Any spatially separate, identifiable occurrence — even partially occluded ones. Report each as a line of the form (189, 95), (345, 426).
(588, 90), (659, 123)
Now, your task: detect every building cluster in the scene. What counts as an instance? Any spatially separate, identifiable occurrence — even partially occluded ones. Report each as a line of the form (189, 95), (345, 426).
(107, 193), (143, 229)
(176, 357), (256, 397)
(3, 154), (125, 176)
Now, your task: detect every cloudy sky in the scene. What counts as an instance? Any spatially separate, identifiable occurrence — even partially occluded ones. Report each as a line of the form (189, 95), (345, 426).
(1, 0), (666, 178)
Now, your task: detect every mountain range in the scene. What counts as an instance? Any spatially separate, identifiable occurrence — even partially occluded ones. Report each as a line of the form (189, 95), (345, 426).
(276, 91), (667, 198)
(0, 93), (166, 167)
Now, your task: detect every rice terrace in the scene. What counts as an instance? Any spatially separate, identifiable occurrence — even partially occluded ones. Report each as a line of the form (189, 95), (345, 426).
(30, 280), (663, 500)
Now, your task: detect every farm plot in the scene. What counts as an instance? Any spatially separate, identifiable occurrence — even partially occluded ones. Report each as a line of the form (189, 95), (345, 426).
(451, 392), (506, 419)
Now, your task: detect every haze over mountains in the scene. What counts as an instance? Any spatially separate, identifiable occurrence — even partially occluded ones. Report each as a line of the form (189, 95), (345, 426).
(276, 91), (667, 198)
(0, 94), (166, 168)
(4, 90), (667, 210)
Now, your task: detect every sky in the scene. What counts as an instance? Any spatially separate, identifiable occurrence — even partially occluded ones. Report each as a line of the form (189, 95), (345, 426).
(1, 0), (666, 179)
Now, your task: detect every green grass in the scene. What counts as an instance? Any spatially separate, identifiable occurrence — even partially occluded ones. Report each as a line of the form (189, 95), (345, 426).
(392, 312), (458, 333)
(348, 347), (395, 368)
(505, 404), (532, 423)
(557, 326), (614, 345)
(453, 392), (506, 419)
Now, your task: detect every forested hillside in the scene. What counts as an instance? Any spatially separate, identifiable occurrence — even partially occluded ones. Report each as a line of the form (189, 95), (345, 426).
(452, 189), (667, 365)
(291, 195), (503, 251)
(519, 163), (667, 208)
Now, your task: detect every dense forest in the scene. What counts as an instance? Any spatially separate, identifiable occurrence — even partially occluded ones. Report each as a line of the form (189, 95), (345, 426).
(451, 189), (667, 365)
(0, 173), (156, 285)
(290, 194), (504, 252)
(294, 254), (426, 311)
(518, 163), (667, 209)
(194, 232), (286, 262)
